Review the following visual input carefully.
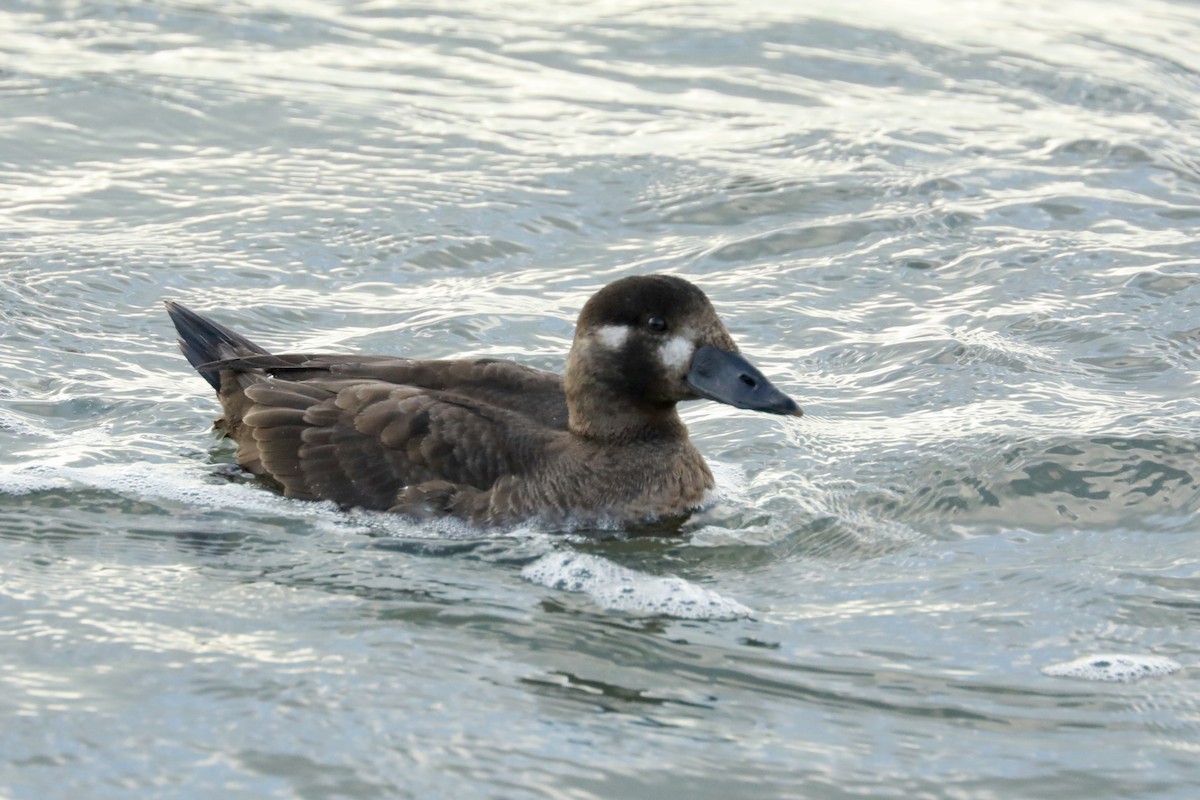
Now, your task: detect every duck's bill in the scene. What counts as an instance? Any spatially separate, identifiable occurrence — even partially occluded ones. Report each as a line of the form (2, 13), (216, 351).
(686, 346), (803, 417)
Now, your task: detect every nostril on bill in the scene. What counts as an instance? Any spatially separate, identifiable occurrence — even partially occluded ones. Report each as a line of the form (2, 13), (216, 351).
(739, 374), (757, 388)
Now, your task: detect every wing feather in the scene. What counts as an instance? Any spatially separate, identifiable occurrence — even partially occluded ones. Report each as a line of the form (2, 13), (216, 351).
(237, 376), (552, 512)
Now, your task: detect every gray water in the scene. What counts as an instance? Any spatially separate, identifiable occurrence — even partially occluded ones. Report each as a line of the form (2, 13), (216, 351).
(3, 0), (1200, 797)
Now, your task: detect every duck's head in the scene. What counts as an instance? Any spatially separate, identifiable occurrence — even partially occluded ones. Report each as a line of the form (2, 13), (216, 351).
(565, 275), (801, 438)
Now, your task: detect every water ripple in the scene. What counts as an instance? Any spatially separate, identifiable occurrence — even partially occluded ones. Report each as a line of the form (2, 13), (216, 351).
(4, 0), (1200, 797)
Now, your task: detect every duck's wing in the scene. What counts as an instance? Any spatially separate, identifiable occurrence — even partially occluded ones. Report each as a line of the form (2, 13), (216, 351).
(236, 376), (556, 515)
(166, 302), (567, 519)
(205, 354), (569, 431)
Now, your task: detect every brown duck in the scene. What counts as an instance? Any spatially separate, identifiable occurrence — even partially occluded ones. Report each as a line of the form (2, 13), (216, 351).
(166, 274), (801, 527)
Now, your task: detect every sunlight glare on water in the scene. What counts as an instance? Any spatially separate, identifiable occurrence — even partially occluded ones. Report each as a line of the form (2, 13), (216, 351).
(2, 0), (1200, 797)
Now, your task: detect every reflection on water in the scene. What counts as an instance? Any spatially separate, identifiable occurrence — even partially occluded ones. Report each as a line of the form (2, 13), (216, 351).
(3, 0), (1200, 797)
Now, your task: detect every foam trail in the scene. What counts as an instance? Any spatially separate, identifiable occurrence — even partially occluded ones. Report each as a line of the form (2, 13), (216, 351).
(0, 409), (57, 438)
(0, 460), (517, 541)
(521, 551), (752, 620)
(0, 460), (352, 526)
(1042, 654), (1182, 682)
(0, 464), (71, 495)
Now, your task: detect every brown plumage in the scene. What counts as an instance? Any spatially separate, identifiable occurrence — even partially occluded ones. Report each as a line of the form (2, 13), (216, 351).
(166, 275), (801, 528)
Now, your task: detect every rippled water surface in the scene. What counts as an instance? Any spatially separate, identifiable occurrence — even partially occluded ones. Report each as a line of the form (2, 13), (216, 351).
(3, 0), (1200, 797)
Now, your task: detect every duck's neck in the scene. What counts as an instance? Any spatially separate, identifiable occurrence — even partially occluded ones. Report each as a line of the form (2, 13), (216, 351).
(564, 362), (687, 443)
(567, 389), (687, 442)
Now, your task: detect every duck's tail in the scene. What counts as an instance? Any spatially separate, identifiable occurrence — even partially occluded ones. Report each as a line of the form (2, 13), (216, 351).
(164, 301), (270, 391)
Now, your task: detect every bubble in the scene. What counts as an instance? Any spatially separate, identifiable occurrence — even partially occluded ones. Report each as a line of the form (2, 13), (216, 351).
(521, 551), (753, 620)
(0, 464), (71, 494)
(0, 409), (54, 437)
(1041, 653), (1182, 682)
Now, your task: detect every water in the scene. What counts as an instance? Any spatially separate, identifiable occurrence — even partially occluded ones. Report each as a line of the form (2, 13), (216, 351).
(3, 0), (1200, 797)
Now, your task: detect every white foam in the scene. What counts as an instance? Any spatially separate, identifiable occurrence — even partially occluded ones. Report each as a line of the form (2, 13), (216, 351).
(521, 551), (752, 619)
(0, 460), (308, 515)
(0, 464), (71, 494)
(1041, 653), (1182, 682)
(0, 409), (55, 438)
(0, 460), (347, 526)
(0, 459), (517, 541)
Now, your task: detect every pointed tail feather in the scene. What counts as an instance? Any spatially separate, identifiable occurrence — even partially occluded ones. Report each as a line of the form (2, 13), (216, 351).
(164, 301), (270, 391)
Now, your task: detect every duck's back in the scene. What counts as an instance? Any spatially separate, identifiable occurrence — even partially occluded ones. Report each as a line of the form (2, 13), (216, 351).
(216, 352), (569, 430)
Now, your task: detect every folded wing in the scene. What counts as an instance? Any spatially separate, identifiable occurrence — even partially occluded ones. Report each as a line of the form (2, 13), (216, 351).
(239, 376), (555, 513)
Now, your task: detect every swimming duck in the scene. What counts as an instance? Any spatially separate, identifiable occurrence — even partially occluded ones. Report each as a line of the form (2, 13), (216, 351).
(166, 274), (801, 528)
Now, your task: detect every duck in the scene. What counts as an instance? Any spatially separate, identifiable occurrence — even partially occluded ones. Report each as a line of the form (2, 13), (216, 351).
(165, 274), (801, 528)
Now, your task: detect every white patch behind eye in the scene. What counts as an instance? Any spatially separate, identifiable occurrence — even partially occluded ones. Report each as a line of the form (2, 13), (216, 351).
(595, 325), (630, 350)
(658, 335), (694, 371)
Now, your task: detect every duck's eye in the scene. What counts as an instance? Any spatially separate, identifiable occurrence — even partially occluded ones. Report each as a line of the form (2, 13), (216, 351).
(647, 316), (668, 333)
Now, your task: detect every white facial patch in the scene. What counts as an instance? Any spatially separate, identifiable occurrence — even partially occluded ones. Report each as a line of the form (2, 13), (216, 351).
(658, 335), (694, 371)
(594, 325), (630, 350)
